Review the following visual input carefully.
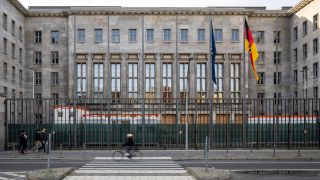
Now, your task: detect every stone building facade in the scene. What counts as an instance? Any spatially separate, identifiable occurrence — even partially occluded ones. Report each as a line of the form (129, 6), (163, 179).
(0, 0), (319, 101)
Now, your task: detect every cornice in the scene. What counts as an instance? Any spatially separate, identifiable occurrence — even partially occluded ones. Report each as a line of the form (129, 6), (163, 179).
(8, 0), (29, 16)
(287, 0), (314, 16)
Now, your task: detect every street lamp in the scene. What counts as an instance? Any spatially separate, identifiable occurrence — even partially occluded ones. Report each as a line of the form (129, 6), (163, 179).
(185, 54), (193, 156)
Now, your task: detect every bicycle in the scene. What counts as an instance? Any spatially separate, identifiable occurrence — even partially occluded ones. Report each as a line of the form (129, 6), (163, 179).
(112, 146), (142, 162)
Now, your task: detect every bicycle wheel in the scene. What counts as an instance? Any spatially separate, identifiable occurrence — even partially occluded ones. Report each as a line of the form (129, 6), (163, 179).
(112, 151), (124, 162)
(130, 150), (142, 162)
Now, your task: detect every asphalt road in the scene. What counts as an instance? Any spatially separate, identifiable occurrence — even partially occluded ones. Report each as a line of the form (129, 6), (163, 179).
(1, 159), (320, 179)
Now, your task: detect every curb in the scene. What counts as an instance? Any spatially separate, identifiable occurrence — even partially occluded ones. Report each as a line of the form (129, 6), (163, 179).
(186, 167), (231, 180)
(26, 167), (75, 180)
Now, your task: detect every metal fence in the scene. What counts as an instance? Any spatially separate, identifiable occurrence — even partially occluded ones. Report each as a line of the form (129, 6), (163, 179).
(4, 98), (320, 150)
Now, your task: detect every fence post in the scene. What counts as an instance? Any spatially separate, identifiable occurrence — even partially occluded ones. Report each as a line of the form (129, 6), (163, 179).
(204, 136), (209, 172)
(47, 133), (52, 170)
(0, 96), (5, 151)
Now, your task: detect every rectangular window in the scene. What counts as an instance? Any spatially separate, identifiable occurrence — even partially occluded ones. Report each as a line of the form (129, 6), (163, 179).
(94, 29), (103, 43)
(3, 63), (7, 78)
(215, 29), (222, 42)
(19, 70), (22, 84)
(314, 14), (319, 30)
(93, 63), (104, 98)
(3, 38), (7, 54)
(145, 63), (155, 98)
(256, 31), (264, 43)
(303, 66), (308, 81)
(35, 51), (42, 64)
(3, 87), (7, 98)
(51, 72), (59, 85)
(179, 63), (189, 99)
(51, 31), (59, 43)
(129, 29), (137, 42)
(11, 20), (15, 35)
(3, 13), (7, 30)
(111, 29), (120, 43)
(35, 93), (42, 105)
(163, 29), (171, 42)
(257, 93), (264, 103)
(273, 51), (281, 64)
(51, 93), (59, 105)
(257, 72), (265, 85)
(12, 66), (15, 81)
(293, 48), (298, 62)
(19, 48), (22, 62)
(303, 21), (308, 36)
(128, 63), (138, 98)
(273, 92), (281, 105)
(231, 29), (239, 42)
(146, 29), (154, 43)
(313, 63), (318, 78)
(77, 63), (87, 98)
(197, 29), (205, 42)
(293, 27), (298, 41)
(12, 89), (15, 99)
(230, 63), (240, 100)
(111, 63), (121, 99)
(273, 72), (281, 85)
(11, 43), (15, 58)
(213, 63), (223, 100)
(197, 63), (207, 102)
(180, 29), (188, 42)
(162, 63), (172, 101)
(313, 38), (318, 54)
(51, 51), (59, 64)
(314, 87), (318, 99)
(257, 52), (265, 64)
(35, 31), (42, 44)
(294, 70), (298, 83)
(19, 26), (22, 41)
(77, 29), (85, 42)
(19, 91), (22, 98)
(35, 72), (42, 85)
(303, 43), (308, 59)
(274, 31), (281, 44)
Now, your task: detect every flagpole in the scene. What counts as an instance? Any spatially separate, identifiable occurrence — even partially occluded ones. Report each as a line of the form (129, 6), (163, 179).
(210, 16), (214, 150)
(242, 16), (246, 148)
(273, 12), (279, 156)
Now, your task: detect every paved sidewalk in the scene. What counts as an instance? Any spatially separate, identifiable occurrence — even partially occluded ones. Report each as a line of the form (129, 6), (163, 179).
(1, 149), (320, 160)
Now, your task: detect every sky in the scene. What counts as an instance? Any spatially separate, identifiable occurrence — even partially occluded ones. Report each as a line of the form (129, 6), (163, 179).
(19, 0), (301, 10)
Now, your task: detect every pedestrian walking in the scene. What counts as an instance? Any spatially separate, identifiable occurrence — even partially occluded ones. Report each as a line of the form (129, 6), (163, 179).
(19, 130), (28, 154)
(32, 129), (42, 152)
(39, 128), (47, 153)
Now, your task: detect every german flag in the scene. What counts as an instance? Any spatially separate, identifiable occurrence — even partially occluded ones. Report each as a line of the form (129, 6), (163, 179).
(244, 19), (259, 81)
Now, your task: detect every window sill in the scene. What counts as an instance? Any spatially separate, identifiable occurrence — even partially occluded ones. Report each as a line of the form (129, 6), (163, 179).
(232, 41), (240, 43)
(179, 41), (189, 43)
(77, 41), (85, 43)
(51, 84), (59, 86)
(197, 41), (206, 43)
(163, 41), (171, 43)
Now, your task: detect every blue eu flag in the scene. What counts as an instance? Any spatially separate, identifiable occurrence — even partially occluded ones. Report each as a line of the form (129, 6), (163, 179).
(210, 20), (217, 85)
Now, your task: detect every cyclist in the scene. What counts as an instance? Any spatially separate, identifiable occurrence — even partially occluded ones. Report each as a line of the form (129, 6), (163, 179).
(124, 133), (135, 158)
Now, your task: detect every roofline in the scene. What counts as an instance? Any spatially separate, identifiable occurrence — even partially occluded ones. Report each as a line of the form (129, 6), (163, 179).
(8, 0), (28, 16)
(287, 0), (314, 16)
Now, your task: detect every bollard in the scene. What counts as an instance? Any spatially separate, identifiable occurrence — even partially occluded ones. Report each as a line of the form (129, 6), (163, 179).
(250, 143), (253, 157)
(12, 143), (16, 158)
(83, 144), (86, 157)
(204, 136), (209, 172)
(59, 144), (62, 158)
(298, 148), (301, 157)
(273, 144), (276, 157)
(47, 134), (52, 170)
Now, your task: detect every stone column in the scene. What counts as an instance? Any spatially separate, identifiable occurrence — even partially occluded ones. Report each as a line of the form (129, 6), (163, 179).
(0, 95), (5, 151)
(156, 53), (161, 99)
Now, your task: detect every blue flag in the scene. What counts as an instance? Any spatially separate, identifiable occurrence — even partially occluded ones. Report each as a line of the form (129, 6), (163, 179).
(210, 20), (217, 85)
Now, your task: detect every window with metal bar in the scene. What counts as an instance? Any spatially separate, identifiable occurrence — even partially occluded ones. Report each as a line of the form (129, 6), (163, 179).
(163, 29), (171, 42)
(314, 14), (319, 30)
(94, 29), (103, 43)
(273, 31), (281, 44)
(180, 29), (188, 42)
(197, 29), (205, 42)
(51, 31), (59, 43)
(313, 38), (318, 54)
(3, 13), (7, 30)
(215, 29), (222, 42)
(35, 72), (42, 85)
(230, 63), (240, 101)
(128, 63), (138, 98)
(257, 52), (265, 64)
(11, 20), (15, 36)
(273, 51), (281, 64)
(76, 63), (87, 98)
(231, 29), (239, 42)
(3, 38), (7, 54)
(112, 29), (120, 43)
(146, 29), (154, 43)
(303, 43), (308, 59)
(145, 63), (155, 99)
(111, 63), (121, 99)
(129, 29), (137, 42)
(179, 63), (189, 99)
(213, 63), (223, 101)
(77, 29), (85, 42)
(162, 63), (172, 102)
(273, 72), (281, 85)
(51, 72), (59, 85)
(93, 63), (104, 98)
(12, 66), (15, 82)
(257, 72), (265, 85)
(303, 21), (308, 36)
(293, 27), (298, 41)
(51, 51), (59, 64)
(256, 31), (264, 43)
(19, 48), (22, 62)
(197, 63), (207, 103)
(35, 51), (42, 64)
(34, 31), (42, 44)
(313, 63), (318, 78)
(3, 62), (7, 78)
(293, 48), (298, 62)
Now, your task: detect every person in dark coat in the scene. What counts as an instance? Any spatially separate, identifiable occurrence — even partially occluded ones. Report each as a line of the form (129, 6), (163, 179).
(32, 129), (41, 152)
(124, 133), (135, 158)
(19, 130), (28, 154)
(39, 128), (47, 153)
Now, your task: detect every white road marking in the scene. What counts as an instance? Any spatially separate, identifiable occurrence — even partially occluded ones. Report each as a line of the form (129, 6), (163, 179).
(75, 169), (188, 173)
(2, 172), (25, 178)
(94, 157), (172, 160)
(64, 176), (195, 180)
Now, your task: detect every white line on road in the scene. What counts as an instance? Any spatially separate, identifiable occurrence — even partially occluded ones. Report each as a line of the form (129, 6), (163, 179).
(75, 169), (187, 173)
(94, 157), (172, 160)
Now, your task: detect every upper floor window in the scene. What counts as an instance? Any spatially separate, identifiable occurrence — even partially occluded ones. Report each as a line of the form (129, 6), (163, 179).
(293, 27), (298, 41)
(162, 63), (172, 101)
(35, 72), (42, 85)
(293, 48), (298, 62)
(146, 29), (154, 43)
(313, 63), (318, 78)
(197, 29), (205, 42)
(313, 38), (318, 54)
(51, 31), (59, 43)
(11, 43), (15, 58)
(3, 63), (7, 78)
(19, 26), (22, 41)
(19, 48), (22, 62)
(257, 52), (265, 64)
(294, 70), (298, 83)
(231, 29), (239, 42)
(303, 21), (308, 36)
(273, 31), (281, 44)
(303, 43), (308, 59)
(3, 38), (7, 54)
(314, 14), (319, 30)
(273, 72), (281, 85)
(129, 29), (137, 42)
(257, 72), (265, 85)
(3, 13), (7, 30)
(230, 63), (240, 100)
(11, 20), (15, 35)
(51, 72), (59, 85)
(145, 63), (155, 98)
(94, 29), (103, 43)
(34, 31), (42, 44)
(77, 63), (87, 98)
(11, 66), (15, 81)
(51, 51), (59, 64)
(273, 51), (281, 64)
(214, 63), (224, 99)
(197, 63), (207, 101)
(163, 29), (171, 42)
(111, 63), (121, 99)
(128, 63), (138, 98)
(19, 70), (22, 84)
(111, 29), (120, 43)
(93, 63), (104, 98)
(180, 29), (188, 42)
(215, 29), (222, 42)
(77, 29), (85, 42)
(35, 51), (42, 64)
(256, 31), (264, 43)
